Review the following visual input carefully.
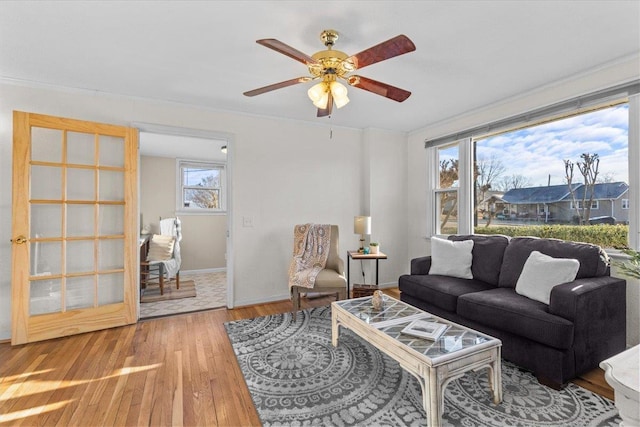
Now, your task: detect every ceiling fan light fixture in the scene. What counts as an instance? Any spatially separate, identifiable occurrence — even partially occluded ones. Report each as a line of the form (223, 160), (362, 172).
(313, 91), (330, 109)
(308, 82), (327, 102)
(330, 81), (349, 108)
(308, 82), (331, 109)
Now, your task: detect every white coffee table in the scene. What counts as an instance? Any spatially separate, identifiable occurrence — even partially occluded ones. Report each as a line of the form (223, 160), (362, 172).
(332, 294), (502, 426)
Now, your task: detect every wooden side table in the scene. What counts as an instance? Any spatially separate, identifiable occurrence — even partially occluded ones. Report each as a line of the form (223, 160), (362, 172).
(347, 250), (388, 298)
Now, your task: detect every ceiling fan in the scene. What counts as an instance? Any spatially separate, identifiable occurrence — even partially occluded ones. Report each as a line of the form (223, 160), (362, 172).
(243, 30), (416, 117)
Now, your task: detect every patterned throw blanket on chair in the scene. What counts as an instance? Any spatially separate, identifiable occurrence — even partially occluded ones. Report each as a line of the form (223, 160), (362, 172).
(288, 224), (331, 291)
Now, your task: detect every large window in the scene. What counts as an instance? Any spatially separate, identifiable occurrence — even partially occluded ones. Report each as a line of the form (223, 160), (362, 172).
(428, 101), (633, 248)
(177, 160), (226, 213)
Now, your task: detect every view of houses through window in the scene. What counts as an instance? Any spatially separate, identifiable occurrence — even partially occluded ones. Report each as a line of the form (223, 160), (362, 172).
(436, 103), (630, 248)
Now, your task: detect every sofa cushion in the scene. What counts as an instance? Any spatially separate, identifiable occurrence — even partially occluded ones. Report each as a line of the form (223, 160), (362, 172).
(429, 237), (474, 279)
(515, 251), (580, 304)
(398, 274), (494, 312)
(499, 237), (609, 288)
(449, 234), (509, 286)
(457, 288), (575, 350)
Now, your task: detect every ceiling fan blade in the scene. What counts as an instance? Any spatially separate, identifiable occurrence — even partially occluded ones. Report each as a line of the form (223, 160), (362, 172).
(256, 39), (318, 65)
(346, 35), (416, 70)
(243, 77), (312, 97)
(317, 92), (334, 117)
(347, 75), (411, 102)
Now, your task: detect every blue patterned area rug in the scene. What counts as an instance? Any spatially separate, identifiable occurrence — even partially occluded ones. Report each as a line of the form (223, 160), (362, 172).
(224, 306), (621, 426)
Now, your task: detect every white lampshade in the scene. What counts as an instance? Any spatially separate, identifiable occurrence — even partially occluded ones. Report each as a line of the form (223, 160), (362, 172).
(354, 216), (371, 235)
(308, 82), (329, 108)
(330, 81), (350, 109)
(312, 91), (329, 109)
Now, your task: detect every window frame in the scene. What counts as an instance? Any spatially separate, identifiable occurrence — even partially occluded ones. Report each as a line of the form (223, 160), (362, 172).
(425, 94), (638, 249)
(176, 159), (227, 215)
(622, 199), (630, 209)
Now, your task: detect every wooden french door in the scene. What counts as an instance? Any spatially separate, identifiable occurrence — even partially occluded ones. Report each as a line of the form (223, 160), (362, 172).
(11, 111), (138, 345)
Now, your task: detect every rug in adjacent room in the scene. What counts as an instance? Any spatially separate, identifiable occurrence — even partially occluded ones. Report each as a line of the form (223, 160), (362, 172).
(224, 306), (621, 427)
(140, 279), (196, 303)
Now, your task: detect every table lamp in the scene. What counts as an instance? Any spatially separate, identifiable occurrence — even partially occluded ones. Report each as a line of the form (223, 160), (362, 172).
(354, 216), (371, 252)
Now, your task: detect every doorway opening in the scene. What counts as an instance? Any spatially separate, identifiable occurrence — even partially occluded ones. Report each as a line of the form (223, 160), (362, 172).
(137, 125), (233, 319)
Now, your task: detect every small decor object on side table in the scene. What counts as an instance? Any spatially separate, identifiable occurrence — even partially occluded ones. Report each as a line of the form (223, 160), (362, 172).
(369, 242), (379, 254)
(372, 290), (384, 310)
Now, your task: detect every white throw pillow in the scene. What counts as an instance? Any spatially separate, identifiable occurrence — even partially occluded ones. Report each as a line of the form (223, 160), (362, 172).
(147, 234), (175, 261)
(429, 237), (474, 279)
(515, 251), (580, 305)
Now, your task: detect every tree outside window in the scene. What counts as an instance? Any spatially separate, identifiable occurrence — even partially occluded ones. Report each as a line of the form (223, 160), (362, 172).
(435, 145), (459, 234)
(179, 161), (225, 212)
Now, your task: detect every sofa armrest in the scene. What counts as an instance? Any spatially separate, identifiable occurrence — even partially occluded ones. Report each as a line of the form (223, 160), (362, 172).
(549, 276), (626, 373)
(549, 276), (626, 322)
(410, 256), (432, 275)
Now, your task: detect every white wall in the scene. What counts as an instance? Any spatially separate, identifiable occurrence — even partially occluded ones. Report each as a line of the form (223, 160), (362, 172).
(366, 128), (409, 285)
(0, 82), (410, 340)
(407, 55), (640, 347)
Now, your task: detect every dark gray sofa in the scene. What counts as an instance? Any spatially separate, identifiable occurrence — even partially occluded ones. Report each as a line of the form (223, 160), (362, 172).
(398, 234), (627, 388)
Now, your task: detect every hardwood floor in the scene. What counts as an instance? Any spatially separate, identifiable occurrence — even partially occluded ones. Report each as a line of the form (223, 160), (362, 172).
(0, 289), (613, 426)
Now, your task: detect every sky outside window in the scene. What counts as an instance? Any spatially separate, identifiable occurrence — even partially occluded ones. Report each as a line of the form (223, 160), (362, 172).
(476, 104), (629, 187)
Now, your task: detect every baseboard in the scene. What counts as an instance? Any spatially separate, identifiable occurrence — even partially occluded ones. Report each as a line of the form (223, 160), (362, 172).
(235, 284), (399, 308)
(235, 293), (291, 308)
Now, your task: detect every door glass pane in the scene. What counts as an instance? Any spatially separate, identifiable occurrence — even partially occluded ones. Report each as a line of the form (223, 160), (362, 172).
(67, 240), (95, 274)
(99, 136), (124, 167)
(99, 170), (124, 201)
(31, 166), (62, 200)
(66, 276), (95, 310)
(67, 132), (95, 165)
(30, 279), (61, 315)
(98, 273), (124, 305)
(31, 204), (61, 238)
(100, 205), (124, 235)
(31, 127), (62, 163)
(30, 241), (62, 276)
(98, 239), (124, 270)
(67, 168), (95, 200)
(67, 205), (95, 237)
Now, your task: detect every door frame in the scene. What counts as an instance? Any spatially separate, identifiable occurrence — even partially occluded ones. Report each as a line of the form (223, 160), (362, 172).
(134, 123), (234, 311)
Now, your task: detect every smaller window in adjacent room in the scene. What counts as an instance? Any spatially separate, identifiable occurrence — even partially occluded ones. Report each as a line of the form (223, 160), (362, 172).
(178, 160), (226, 213)
(622, 199), (630, 209)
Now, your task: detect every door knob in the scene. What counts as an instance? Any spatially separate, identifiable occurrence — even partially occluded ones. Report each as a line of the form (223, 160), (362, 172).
(10, 235), (27, 244)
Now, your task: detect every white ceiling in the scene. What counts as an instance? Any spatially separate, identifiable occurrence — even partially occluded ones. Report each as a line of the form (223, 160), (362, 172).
(1, 1), (639, 133)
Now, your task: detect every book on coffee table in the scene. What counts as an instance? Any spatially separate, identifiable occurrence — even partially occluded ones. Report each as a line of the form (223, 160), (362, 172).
(401, 319), (447, 340)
